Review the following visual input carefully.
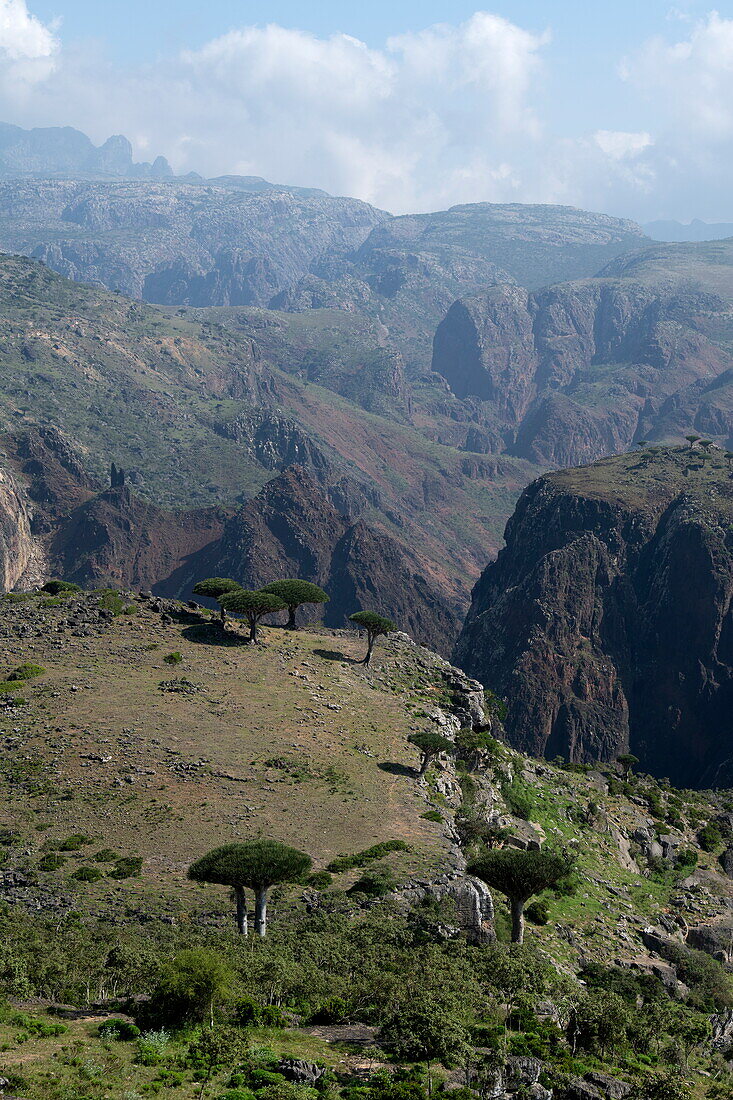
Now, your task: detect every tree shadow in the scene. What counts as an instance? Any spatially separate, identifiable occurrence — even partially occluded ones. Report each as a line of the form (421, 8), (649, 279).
(312, 647), (359, 664)
(181, 623), (248, 647)
(378, 761), (417, 777)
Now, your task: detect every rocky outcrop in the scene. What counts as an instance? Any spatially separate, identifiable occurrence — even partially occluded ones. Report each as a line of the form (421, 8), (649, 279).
(212, 411), (333, 479)
(454, 447), (733, 787)
(393, 873), (495, 944)
(192, 465), (463, 653)
(433, 241), (733, 467)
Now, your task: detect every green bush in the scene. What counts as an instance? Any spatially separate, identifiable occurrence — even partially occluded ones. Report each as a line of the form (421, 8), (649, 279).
(348, 867), (396, 897)
(110, 856), (143, 879)
(163, 652), (183, 665)
(7, 663), (45, 681)
(234, 997), (289, 1028)
(698, 823), (723, 852)
(502, 779), (534, 820)
(42, 580), (80, 596)
(72, 866), (103, 883)
(420, 810), (443, 822)
(38, 853), (65, 872)
(6, 1012), (67, 1037)
(135, 1029), (171, 1066)
(98, 590), (127, 615)
(676, 848), (698, 870)
(57, 833), (91, 851)
(525, 900), (550, 925)
(326, 840), (409, 874)
(98, 1018), (141, 1041)
(306, 870), (333, 889)
(94, 848), (120, 863)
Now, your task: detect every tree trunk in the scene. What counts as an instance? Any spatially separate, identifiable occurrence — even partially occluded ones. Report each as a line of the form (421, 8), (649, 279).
(255, 888), (268, 937)
(510, 897), (525, 944)
(235, 886), (248, 936)
(363, 633), (375, 666)
(287, 605), (297, 629)
(220, 606), (227, 627)
(419, 752), (431, 776)
(249, 614), (258, 643)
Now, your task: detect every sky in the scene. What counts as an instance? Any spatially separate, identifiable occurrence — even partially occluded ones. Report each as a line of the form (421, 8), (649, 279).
(2, 0), (733, 220)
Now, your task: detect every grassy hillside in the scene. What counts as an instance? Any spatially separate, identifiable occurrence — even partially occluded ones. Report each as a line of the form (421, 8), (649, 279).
(2, 589), (733, 1097)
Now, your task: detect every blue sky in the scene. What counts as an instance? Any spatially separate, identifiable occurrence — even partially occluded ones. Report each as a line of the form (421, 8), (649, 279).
(4, 1), (733, 220)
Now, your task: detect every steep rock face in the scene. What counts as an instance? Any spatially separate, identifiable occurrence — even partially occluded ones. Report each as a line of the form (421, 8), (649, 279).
(193, 466), (462, 653)
(454, 448), (733, 786)
(9, 426), (98, 531)
(51, 485), (227, 592)
(0, 463), (46, 590)
(433, 241), (733, 466)
(143, 252), (279, 307)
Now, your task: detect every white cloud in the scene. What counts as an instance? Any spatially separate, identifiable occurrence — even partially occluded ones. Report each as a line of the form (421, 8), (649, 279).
(626, 11), (733, 139)
(0, 10), (550, 212)
(0, 0), (55, 60)
(594, 130), (653, 160)
(0, 0), (57, 91)
(1, 4), (732, 222)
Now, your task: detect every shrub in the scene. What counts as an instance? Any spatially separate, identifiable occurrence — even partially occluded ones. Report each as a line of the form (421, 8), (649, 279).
(421, 810), (443, 822)
(348, 867), (396, 897)
(502, 779), (534, 820)
(99, 1018), (141, 1041)
(525, 900), (550, 925)
(98, 590), (127, 615)
(698, 823), (723, 852)
(42, 580), (80, 595)
(57, 834), (91, 851)
(135, 1029), (171, 1066)
(306, 870), (333, 889)
(326, 840), (409, 874)
(6, 1012), (67, 1037)
(38, 853), (65, 871)
(7, 663), (45, 681)
(110, 856), (143, 879)
(72, 866), (103, 882)
(234, 997), (289, 1028)
(0, 828), (20, 845)
(676, 848), (698, 870)
(94, 849), (120, 862)
(164, 652), (183, 665)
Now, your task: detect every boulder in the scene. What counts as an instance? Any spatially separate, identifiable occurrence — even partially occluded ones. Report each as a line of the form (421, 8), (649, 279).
(276, 1059), (328, 1085)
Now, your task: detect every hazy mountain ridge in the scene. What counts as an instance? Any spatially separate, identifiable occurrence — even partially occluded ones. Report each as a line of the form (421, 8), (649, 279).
(432, 239), (733, 468)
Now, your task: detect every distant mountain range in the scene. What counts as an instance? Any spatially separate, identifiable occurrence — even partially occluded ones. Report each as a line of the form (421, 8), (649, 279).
(644, 218), (733, 242)
(0, 121), (733, 661)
